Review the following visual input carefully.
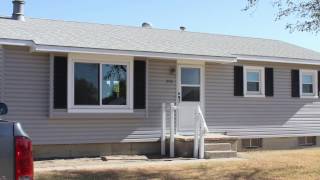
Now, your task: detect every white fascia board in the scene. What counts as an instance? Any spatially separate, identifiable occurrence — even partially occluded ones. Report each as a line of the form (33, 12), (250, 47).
(35, 45), (236, 63)
(236, 54), (320, 66)
(0, 38), (34, 47)
(0, 38), (236, 63)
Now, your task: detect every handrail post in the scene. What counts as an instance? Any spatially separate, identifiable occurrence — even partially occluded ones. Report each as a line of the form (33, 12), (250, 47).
(193, 108), (199, 158)
(170, 103), (175, 158)
(197, 105), (209, 159)
(161, 103), (166, 156)
(199, 122), (205, 159)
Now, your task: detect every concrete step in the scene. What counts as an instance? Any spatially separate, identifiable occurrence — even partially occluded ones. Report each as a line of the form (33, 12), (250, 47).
(205, 151), (237, 159)
(205, 143), (231, 151)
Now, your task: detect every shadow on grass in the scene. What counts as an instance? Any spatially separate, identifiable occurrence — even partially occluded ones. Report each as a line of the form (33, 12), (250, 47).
(227, 168), (262, 180)
(36, 163), (307, 180)
(36, 169), (181, 180)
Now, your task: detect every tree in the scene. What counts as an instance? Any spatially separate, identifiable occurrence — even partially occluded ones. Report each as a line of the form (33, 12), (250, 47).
(244, 0), (320, 33)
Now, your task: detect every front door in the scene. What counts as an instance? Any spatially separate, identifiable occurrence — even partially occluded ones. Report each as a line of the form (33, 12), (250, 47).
(177, 64), (204, 134)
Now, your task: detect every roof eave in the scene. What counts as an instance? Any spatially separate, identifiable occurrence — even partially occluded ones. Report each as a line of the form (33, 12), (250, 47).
(1, 38), (320, 65)
(235, 54), (320, 66)
(0, 38), (236, 63)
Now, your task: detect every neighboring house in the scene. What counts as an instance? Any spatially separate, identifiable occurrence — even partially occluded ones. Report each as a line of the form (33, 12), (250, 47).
(1, 0), (320, 158)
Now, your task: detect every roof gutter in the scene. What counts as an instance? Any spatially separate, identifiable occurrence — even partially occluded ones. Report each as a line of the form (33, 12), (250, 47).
(35, 44), (237, 63)
(0, 38), (236, 63)
(236, 54), (320, 66)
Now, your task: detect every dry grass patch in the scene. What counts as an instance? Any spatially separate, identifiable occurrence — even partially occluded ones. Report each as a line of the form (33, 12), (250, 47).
(36, 148), (320, 180)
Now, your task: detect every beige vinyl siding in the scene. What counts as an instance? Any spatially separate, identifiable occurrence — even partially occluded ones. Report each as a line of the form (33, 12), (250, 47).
(147, 59), (177, 129)
(0, 46), (3, 101)
(2, 46), (176, 145)
(4, 44), (320, 145)
(205, 62), (320, 138)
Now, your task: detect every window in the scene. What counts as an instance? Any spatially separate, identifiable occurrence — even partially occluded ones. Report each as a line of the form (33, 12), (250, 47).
(300, 70), (318, 98)
(180, 67), (201, 102)
(242, 138), (263, 149)
(101, 64), (127, 105)
(68, 54), (133, 113)
(74, 63), (100, 105)
(298, 136), (316, 146)
(244, 66), (265, 97)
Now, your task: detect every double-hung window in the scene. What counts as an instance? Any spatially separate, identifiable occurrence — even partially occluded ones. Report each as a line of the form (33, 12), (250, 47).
(300, 70), (318, 98)
(68, 54), (133, 113)
(244, 66), (265, 97)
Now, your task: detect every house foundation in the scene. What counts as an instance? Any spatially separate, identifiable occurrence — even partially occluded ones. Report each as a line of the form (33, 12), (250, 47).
(33, 136), (320, 159)
(33, 142), (161, 160)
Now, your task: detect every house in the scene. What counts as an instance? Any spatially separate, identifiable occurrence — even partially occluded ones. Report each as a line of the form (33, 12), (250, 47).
(1, 0), (320, 159)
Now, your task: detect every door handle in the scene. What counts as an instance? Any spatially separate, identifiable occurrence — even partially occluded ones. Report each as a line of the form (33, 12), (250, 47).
(177, 92), (181, 103)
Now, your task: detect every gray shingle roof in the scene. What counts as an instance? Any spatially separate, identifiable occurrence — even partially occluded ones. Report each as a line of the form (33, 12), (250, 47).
(1, 17), (320, 60)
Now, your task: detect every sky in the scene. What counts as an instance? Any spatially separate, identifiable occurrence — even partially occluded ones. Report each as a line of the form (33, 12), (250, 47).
(0, 0), (319, 52)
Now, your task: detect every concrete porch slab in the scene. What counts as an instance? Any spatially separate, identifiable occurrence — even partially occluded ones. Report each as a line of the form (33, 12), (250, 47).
(173, 133), (239, 142)
(168, 133), (239, 157)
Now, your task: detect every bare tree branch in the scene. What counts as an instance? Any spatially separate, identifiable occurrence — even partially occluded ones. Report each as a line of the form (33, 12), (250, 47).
(245, 0), (320, 33)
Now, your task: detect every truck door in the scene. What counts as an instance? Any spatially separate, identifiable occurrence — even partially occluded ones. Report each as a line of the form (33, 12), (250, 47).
(0, 121), (14, 180)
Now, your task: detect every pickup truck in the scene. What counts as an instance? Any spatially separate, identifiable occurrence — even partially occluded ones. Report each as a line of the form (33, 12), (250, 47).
(0, 103), (33, 180)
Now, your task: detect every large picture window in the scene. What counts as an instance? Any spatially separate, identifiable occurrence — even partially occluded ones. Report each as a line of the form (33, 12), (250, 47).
(68, 54), (133, 113)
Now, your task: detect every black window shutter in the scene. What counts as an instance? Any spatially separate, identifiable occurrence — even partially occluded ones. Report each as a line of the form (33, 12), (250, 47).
(291, 69), (300, 98)
(265, 67), (274, 97)
(234, 66), (244, 96)
(53, 56), (68, 109)
(134, 60), (146, 109)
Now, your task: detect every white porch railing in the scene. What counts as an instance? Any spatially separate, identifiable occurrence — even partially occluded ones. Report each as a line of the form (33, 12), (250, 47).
(170, 103), (177, 158)
(193, 105), (209, 159)
(161, 103), (166, 156)
(160, 102), (177, 158)
(161, 103), (208, 159)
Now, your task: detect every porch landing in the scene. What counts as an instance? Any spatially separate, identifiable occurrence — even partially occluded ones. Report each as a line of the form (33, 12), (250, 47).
(174, 133), (238, 142)
(173, 133), (239, 159)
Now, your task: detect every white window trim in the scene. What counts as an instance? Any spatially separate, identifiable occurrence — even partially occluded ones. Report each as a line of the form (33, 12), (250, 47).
(243, 66), (265, 98)
(299, 69), (318, 99)
(67, 53), (134, 113)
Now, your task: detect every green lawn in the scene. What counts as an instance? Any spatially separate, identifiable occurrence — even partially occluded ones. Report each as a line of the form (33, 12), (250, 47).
(36, 148), (320, 180)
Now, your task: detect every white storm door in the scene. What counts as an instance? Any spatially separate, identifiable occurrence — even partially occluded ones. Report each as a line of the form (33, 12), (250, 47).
(177, 65), (204, 134)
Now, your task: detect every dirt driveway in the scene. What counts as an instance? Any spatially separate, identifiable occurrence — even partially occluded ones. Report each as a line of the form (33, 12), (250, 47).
(36, 148), (320, 180)
(36, 156), (242, 172)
